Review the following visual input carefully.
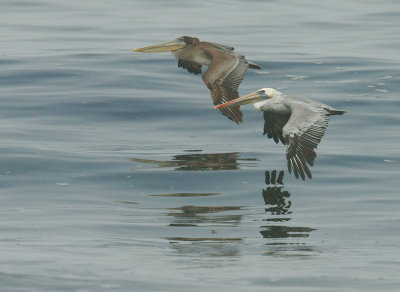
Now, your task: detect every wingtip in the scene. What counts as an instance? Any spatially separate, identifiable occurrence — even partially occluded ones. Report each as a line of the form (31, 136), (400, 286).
(229, 116), (242, 124)
(230, 116), (243, 124)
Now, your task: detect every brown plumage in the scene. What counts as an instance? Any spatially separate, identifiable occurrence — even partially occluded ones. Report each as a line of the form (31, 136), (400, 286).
(134, 36), (261, 123)
(172, 36), (261, 124)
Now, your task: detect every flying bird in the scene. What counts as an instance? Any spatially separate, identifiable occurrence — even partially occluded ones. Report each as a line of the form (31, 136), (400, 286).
(134, 36), (261, 123)
(215, 88), (346, 180)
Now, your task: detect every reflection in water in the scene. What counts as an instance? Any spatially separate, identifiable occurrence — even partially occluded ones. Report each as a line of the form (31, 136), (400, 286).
(260, 226), (316, 238)
(129, 151), (257, 257)
(136, 157), (318, 257)
(261, 170), (317, 256)
(165, 237), (242, 242)
(166, 239), (242, 258)
(265, 170), (285, 185)
(149, 193), (219, 197)
(263, 170), (291, 216)
(166, 205), (243, 226)
(131, 151), (258, 171)
(164, 205), (244, 257)
(115, 200), (139, 205)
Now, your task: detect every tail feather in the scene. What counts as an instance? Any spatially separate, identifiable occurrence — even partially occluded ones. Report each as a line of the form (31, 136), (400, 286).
(327, 109), (346, 115)
(248, 61), (262, 70)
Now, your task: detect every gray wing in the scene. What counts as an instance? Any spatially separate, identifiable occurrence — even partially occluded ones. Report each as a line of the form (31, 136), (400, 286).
(282, 105), (331, 180)
(202, 52), (249, 124)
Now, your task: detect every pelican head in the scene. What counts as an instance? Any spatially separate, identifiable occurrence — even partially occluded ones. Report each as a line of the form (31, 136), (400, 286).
(215, 88), (281, 109)
(133, 37), (189, 53)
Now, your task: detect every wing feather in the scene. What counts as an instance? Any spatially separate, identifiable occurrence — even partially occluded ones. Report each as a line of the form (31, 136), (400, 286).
(202, 52), (250, 124)
(209, 42), (235, 51)
(178, 59), (202, 75)
(263, 112), (290, 144)
(282, 104), (331, 180)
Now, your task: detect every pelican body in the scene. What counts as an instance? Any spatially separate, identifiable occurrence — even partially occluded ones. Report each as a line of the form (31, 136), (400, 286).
(216, 88), (346, 180)
(134, 36), (261, 123)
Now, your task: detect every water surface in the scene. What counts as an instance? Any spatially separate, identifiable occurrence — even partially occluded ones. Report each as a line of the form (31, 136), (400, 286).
(1, 0), (400, 291)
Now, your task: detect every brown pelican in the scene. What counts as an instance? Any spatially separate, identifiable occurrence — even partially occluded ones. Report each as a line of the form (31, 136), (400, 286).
(215, 88), (346, 180)
(134, 36), (261, 123)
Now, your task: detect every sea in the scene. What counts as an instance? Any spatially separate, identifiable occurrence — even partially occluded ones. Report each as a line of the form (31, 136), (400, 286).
(1, 0), (399, 291)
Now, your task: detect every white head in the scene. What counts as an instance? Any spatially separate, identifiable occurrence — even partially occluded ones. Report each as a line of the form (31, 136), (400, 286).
(257, 88), (282, 99)
(214, 88), (282, 110)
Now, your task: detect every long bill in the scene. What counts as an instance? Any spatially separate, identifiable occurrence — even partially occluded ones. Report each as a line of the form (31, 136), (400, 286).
(214, 91), (264, 109)
(133, 39), (186, 53)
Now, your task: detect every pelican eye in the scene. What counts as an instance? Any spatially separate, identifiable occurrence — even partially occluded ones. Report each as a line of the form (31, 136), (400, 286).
(177, 37), (188, 44)
(257, 90), (266, 96)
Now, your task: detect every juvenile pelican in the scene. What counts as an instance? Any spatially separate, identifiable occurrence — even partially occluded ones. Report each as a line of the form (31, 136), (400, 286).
(134, 36), (261, 123)
(215, 88), (346, 180)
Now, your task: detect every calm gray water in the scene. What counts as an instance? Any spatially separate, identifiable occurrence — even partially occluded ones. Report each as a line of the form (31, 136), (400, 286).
(1, 0), (400, 291)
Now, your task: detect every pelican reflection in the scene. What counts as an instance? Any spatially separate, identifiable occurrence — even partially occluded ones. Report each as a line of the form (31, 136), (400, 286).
(131, 151), (257, 171)
(263, 170), (291, 216)
(166, 205), (243, 227)
(164, 205), (244, 257)
(260, 170), (316, 240)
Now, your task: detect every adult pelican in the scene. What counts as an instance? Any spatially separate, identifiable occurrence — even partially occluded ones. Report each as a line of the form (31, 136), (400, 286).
(134, 36), (261, 123)
(215, 88), (346, 180)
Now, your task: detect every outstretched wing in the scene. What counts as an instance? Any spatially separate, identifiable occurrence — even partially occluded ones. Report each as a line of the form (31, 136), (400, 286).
(202, 52), (250, 124)
(282, 105), (331, 180)
(263, 112), (290, 144)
